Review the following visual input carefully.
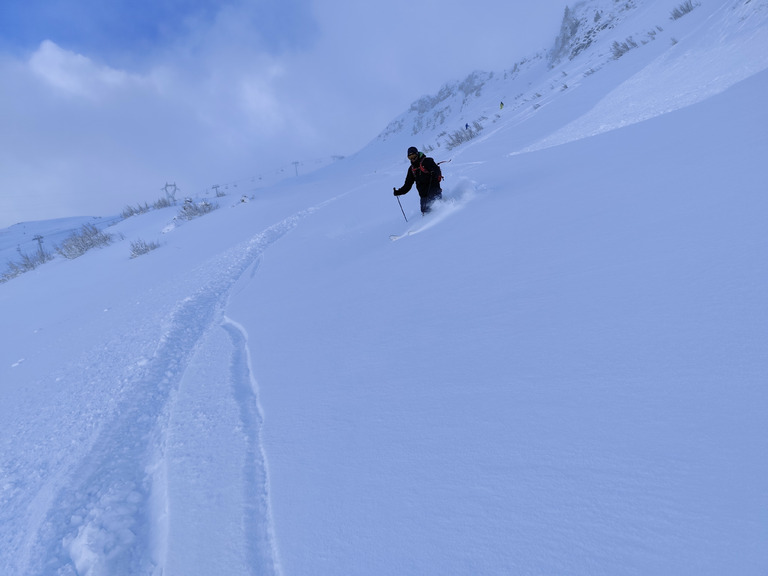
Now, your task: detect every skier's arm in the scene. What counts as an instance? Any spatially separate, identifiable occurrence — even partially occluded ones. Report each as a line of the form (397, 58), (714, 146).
(394, 169), (415, 196)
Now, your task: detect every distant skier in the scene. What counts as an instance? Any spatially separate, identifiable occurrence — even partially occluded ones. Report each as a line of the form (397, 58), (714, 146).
(500, 101), (504, 110)
(393, 147), (443, 214)
(465, 123), (470, 130)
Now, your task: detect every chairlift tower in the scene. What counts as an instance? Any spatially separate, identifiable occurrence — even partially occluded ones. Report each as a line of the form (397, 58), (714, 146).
(162, 182), (180, 203)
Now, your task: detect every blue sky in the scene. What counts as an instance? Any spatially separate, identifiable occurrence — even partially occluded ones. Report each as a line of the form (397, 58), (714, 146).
(0, 0), (316, 64)
(0, 0), (567, 227)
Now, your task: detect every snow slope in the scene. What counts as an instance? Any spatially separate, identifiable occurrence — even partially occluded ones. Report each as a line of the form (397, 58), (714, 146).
(1, 1), (767, 574)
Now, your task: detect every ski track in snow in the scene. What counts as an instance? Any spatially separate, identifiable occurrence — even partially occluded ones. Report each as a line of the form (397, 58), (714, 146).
(15, 209), (314, 576)
(222, 318), (281, 576)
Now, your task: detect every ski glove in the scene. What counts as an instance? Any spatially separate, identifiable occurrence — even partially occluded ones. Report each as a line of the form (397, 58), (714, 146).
(393, 187), (405, 196)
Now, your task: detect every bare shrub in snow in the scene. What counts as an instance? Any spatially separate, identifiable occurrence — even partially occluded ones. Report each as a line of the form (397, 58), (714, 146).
(121, 202), (151, 219)
(1, 244), (54, 282)
(130, 239), (161, 258)
(671, 0), (698, 20)
(57, 223), (114, 259)
(122, 194), (177, 218)
(177, 199), (219, 221)
(445, 121), (484, 150)
(612, 37), (639, 59)
(153, 196), (175, 210)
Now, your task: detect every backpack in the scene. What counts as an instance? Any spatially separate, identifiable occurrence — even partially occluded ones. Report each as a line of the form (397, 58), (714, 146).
(413, 156), (447, 183)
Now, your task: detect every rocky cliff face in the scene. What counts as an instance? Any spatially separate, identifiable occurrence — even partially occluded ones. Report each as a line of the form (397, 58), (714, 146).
(548, 1), (635, 65)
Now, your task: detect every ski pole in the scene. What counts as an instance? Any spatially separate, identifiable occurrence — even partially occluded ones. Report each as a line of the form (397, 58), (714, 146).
(396, 195), (408, 222)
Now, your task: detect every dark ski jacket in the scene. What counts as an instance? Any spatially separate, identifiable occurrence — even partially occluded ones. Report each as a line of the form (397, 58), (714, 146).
(394, 153), (442, 199)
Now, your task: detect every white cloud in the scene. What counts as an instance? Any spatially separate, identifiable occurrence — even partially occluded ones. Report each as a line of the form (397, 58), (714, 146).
(28, 40), (140, 99)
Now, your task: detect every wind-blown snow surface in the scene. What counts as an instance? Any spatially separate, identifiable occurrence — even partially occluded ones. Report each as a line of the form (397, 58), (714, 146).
(2, 1), (767, 575)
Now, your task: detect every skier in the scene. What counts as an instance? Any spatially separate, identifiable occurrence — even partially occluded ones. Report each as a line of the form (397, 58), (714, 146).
(393, 147), (443, 214)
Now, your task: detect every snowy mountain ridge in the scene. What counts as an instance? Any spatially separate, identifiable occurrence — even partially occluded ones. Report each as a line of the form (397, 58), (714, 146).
(376, 0), (768, 155)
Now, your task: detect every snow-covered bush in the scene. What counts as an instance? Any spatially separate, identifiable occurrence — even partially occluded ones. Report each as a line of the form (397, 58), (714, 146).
(153, 196), (175, 209)
(671, 0), (698, 20)
(612, 37), (639, 59)
(1, 245), (54, 282)
(130, 239), (160, 258)
(177, 199), (218, 221)
(121, 202), (151, 219)
(444, 121), (484, 150)
(56, 223), (114, 259)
